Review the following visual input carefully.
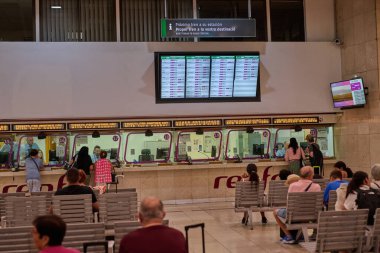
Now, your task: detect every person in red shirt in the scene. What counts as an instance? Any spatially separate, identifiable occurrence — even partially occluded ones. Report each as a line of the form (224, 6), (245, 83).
(119, 196), (187, 253)
(94, 150), (112, 186)
(32, 215), (79, 253)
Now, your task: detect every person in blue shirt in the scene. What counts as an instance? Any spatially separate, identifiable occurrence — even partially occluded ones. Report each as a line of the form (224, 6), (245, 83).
(275, 141), (288, 158)
(21, 137), (40, 160)
(90, 145), (101, 163)
(323, 169), (349, 206)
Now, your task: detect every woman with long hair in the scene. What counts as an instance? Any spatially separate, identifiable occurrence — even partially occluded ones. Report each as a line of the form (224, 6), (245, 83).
(241, 164), (268, 225)
(94, 150), (112, 186)
(71, 146), (93, 185)
(343, 171), (370, 210)
(334, 160), (353, 178)
(285, 138), (305, 175)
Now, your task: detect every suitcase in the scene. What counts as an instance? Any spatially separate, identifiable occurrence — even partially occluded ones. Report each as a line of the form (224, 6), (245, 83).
(83, 241), (108, 253)
(185, 223), (205, 253)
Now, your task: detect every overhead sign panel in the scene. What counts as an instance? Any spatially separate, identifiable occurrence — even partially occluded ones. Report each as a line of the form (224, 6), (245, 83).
(12, 123), (66, 132)
(122, 121), (172, 129)
(224, 118), (271, 126)
(0, 124), (10, 132)
(68, 122), (120, 130)
(273, 117), (320, 125)
(174, 119), (222, 128)
(161, 19), (256, 38)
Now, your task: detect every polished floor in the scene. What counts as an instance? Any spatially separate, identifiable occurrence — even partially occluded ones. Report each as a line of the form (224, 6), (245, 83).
(165, 201), (307, 253)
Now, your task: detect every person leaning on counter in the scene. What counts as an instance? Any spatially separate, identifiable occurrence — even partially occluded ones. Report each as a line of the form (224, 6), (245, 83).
(285, 138), (305, 175)
(26, 149), (44, 192)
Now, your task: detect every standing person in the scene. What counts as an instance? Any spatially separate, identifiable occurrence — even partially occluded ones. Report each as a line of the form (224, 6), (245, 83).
(305, 134), (324, 175)
(241, 164), (268, 224)
(25, 149), (44, 192)
(94, 150), (112, 186)
(91, 146), (101, 163)
(285, 138), (305, 175)
(32, 215), (79, 253)
(71, 146), (93, 186)
(119, 196), (187, 253)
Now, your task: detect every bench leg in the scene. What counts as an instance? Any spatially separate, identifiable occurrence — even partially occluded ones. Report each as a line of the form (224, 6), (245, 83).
(249, 209), (253, 230)
(301, 227), (309, 242)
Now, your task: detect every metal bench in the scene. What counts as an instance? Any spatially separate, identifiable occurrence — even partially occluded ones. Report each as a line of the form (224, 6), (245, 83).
(266, 180), (288, 208)
(312, 179), (329, 190)
(365, 208), (380, 253)
(284, 192), (324, 242)
(0, 192), (26, 217)
(300, 209), (368, 252)
(52, 194), (93, 223)
(327, 190), (337, 211)
(64, 223), (107, 253)
(0, 225), (37, 253)
(5, 196), (47, 227)
(30, 191), (54, 212)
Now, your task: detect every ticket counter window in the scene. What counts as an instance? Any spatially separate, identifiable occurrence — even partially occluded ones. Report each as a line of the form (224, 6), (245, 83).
(176, 130), (222, 161)
(17, 135), (67, 167)
(72, 134), (121, 163)
(124, 132), (172, 163)
(0, 138), (13, 167)
(225, 129), (271, 159)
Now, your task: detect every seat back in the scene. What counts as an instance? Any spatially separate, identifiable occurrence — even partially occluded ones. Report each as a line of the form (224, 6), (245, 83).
(235, 181), (264, 209)
(52, 194), (93, 223)
(63, 223), (106, 253)
(107, 188), (136, 193)
(0, 192), (26, 217)
(286, 192), (323, 223)
(267, 180), (288, 207)
(312, 179), (329, 190)
(99, 192), (138, 227)
(31, 191), (54, 212)
(0, 226), (37, 253)
(114, 220), (169, 253)
(327, 190), (337, 211)
(316, 210), (368, 253)
(5, 196), (47, 227)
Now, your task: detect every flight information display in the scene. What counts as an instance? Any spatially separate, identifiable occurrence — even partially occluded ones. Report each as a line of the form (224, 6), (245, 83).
(155, 52), (260, 103)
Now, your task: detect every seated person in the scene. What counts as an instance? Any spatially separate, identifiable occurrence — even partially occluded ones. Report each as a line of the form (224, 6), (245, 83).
(54, 168), (99, 212)
(273, 166), (321, 244)
(371, 164), (380, 189)
(32, 215), (79, 253)
(278, 169), (291, 180)
(119, 196), (187, 253)
(323, 170), (348, 207)
(275, 142), (288, 158)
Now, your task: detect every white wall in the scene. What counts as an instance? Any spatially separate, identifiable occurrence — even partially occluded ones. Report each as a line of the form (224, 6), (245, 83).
(305, 0), (336, 41)
(0, 42), (341, 120)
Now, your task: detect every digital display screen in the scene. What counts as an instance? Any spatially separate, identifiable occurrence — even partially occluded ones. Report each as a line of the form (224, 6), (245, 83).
(156, 52), (260, 103)
(330, 78), (366, 108)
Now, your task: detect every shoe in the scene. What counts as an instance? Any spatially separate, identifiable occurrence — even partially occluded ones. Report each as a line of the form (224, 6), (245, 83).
(281, 235), (295, 244)
(241, 217), (247, 224)
(261, 216), (268, 224)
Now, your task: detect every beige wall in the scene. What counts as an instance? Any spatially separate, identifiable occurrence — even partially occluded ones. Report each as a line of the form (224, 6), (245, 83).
(305, 0), (335, 41)
(335, 0), (379, 173)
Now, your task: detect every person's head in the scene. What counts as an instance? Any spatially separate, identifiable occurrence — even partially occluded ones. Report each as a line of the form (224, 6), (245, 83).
(78, 169), (87, 184)
(93, 146), (101, 156)
(27, 137), (34, 145)
(346, 171), (370, 197)
(305, 134), (314, 143)
(285, 174), (301, 186)
(330, 169), (343, 181)
(66, 168), (80, 184)
(340, 170), (348, 179)
(38, 149), (43, 159)
(30, 149), (39, 158)
(279, 169), (291, 180)
(284, 141), (289, 149)
(371, 164), (380, 181)
(246, 163), (259, 183)
(334, 161), (347, 170)
(78, 146), (89, 157)
(139, 196), (165, 226)
(300, 166), (314, 180)
(32, 215), (66, 250)
(289, 138), (299, 154)
(100, 150), (107, 159)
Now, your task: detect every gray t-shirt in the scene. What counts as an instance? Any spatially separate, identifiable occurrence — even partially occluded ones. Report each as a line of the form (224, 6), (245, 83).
(25, 157), (43, 180)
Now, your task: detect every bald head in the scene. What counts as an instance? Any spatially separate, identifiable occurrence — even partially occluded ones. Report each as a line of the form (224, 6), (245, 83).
(300, 166), (314, 180)
(139, 197), (165, 225)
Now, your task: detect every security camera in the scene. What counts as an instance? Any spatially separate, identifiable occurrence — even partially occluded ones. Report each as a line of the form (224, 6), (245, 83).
(334, 38), (343, 45)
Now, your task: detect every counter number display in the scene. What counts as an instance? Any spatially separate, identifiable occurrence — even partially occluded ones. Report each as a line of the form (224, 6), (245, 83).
(155, 52), (260, 103)
(174, 119), (222, 128)
(12, 123), (66, 132)
(68, 122), (120, 130)
(224, 118), (271, 126)
(273, 117), (319, 125)
(122, 121), (172, 129)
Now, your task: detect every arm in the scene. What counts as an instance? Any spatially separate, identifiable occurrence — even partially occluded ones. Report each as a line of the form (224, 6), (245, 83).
(323, 185), (330, 205)
(284, 149), (289, 162)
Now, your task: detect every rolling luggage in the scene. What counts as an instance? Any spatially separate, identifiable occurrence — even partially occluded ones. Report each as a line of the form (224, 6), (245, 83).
(185, 223), (205, 253)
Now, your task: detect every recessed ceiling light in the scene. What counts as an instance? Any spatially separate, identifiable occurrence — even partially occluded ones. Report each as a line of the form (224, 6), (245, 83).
(51, 6), (62, 9)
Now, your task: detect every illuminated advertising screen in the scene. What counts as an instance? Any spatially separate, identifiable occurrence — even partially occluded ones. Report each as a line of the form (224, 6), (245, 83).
(330, 78), (366, 109)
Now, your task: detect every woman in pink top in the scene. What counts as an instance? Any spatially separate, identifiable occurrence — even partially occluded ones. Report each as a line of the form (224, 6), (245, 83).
(94, 150), (112, 186)
(285, 138), (306, 175)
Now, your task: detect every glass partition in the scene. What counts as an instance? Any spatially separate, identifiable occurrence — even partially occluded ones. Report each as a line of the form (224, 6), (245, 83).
(124, 132), (172, 163)
(225, 129), (271, 159)
(315, 126), (334, 157)
(0, 137), (13, 168)
(176, 130), (222, 161)
(72, 133), (121, 163)
(274, 128), (317, 158)
(17, 135), (68, 167)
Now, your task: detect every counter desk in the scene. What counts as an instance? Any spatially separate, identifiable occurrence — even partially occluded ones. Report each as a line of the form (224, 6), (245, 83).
(0, 160), (337, 203)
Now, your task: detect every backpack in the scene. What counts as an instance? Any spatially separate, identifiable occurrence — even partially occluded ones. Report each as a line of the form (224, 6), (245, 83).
(310, 143), (323, 169)
(356, 188), (380, 225)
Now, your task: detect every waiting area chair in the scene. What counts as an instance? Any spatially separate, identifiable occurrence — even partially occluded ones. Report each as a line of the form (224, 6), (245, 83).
(266, 180), (288, 208)
(52, 194), (93, 223)
(0, 225), (37, 253)
(64, 223), (107, 253)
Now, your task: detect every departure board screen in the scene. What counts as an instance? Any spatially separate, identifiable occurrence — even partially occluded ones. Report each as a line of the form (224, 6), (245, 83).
(155, 52), (260, 103)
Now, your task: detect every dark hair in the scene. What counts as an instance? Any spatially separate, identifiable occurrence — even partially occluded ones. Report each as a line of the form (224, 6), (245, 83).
(330, 169), (343, 180)
(76, 146), (90, 167)
(33, 215), (66, 246)
(346, 171), (368, 198)
(334, 161), (347, 170)
(66, 168), (80, 184)
(94, 145), (100, 150)
(30, 149), (39, 157)
(279, 169), (291, 180)
(246, 164), (259, 185)
(289, 138), (299, 155)
(78, 169), (86, 184)
(100, 151), (107, 159)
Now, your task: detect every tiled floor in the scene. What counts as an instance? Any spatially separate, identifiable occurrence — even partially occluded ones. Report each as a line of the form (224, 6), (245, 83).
(165, 201), (307, 253)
